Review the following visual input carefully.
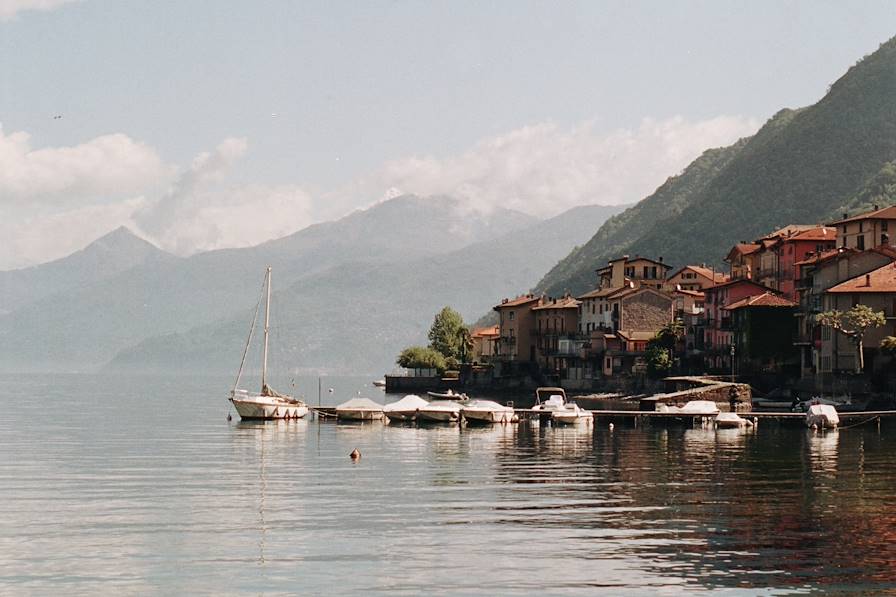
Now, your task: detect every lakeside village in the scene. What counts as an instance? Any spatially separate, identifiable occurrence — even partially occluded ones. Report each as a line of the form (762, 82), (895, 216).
(387, 204), (896, 412)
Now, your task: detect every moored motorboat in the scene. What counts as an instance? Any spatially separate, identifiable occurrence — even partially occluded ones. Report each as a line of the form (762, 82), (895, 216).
(383, 394), (430, 422)
(372, 379), (386, 388)
(461, 400), (517, 424)
(336, 397), (384, 421)
(806, 403), (839, 429)
(416, 400), (461, 423)
(551, 402), (593, 425)
(532, 387), (567, 413)
(427, 389), (468, 400)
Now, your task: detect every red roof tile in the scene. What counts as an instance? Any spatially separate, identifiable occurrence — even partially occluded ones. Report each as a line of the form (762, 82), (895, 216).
(789, 226), (836, 241)
(725, 292), (797, 310)
(827, 262), (896, 293)
(532, 297), (580, 310)
(494, 294), (541, 309)
(471, 326), (500, 338)
(829, 205), (896, 225)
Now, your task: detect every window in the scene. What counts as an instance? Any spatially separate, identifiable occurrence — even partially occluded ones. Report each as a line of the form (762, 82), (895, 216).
(859, 221), (864, 233)
(883, 220), (889, 232)
(857, 234), (865, 250)
(509, 311), (515, 321)
(842, 224), (848, 234)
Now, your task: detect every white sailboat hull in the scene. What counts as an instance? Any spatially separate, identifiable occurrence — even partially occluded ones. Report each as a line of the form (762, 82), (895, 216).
(231, 396), (308, 420)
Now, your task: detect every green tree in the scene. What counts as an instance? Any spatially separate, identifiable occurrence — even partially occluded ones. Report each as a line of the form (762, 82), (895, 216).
(818, 305), (886, 373)
(645, 344), (673, 379)
(655, 319), (685, 350)
(428, 306), (467, 361)
(396, 346), (447, 373)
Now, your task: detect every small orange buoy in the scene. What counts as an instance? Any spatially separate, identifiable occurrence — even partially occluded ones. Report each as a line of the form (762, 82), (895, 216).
(350, 449), (361, 461)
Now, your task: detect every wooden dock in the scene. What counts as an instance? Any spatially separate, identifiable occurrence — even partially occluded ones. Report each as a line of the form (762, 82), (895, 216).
(311, 407), (896, 427)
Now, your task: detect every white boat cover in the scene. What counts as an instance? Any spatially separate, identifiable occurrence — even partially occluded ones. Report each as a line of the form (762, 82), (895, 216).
(463, 399), (512, 411)
(383, 395), (430, 412)
(806, 404), (840, 428)
(715, 412), (750, 426)
(336, 397), (383, 411)
(678, 400), (720, 415)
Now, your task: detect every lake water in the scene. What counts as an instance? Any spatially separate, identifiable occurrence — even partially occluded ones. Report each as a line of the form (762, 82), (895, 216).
(1, 373), (895, 596)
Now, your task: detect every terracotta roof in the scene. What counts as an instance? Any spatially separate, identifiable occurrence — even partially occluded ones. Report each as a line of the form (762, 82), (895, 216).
(597, 255), (672, 272)
(725, 292), (797, 310)
(471, 325), (499, 338)
(827, 262), (896, 293)
(532, 297), (580, 311)
(704, 278), (773, 293)
(674, 265), (728, 284)
(794, 248), (850, 266)
(829, 205), (896, 225)
(789, 226), (836, 241)
(725, 243), (761, 261)
(578, 284), (636, 300)
(494, 294), (541, 309)
(760, 224), (818, 240)
(616, 330), (657, 342)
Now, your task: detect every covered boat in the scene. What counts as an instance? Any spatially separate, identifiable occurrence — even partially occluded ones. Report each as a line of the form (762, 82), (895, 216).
(383, 394), (430, 422)
(416, 400), (461, 423)
(551, 403), (593, 425)
(806, 404), (839, 429)
(461, 400), (517, 424)
(715, 412), (753, 428)
(426, 389), (468, 400)
(336, 397), (384, 421)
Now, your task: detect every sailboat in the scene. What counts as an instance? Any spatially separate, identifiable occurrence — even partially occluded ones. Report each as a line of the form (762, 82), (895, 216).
(229, 267), (309, 420)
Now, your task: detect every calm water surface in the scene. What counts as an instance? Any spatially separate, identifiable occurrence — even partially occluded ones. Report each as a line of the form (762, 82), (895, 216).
(1, 374), (895, 596)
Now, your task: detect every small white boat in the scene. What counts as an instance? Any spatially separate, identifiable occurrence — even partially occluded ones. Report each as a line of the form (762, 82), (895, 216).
(427, 389), (468, 400)
(336, 397), (384, 421)
(715, 412), (753, 428)
(229, 267), (308, 420)
(372, 379), (386, 388)
(806, 404), (839, 429)
(532, 387), (567, 412)
(416, 400), (461, 423)
(383, 394), (430, 422)
(551, 403), (593, 425)
(461, 400), (517, 424)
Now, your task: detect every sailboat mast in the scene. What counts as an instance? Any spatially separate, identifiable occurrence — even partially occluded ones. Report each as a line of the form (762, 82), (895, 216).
(261, 266), (272, 390)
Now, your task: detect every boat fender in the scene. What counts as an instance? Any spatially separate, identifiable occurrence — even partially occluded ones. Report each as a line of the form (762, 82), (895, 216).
(350, 449), (361, 461)
(609, 423), (614, 431)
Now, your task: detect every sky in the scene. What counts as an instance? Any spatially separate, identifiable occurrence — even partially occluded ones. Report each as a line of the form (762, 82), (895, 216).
(1, 0), (895, 268)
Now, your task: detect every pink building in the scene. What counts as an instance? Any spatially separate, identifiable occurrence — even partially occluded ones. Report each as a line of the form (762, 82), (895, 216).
(703, 279), (771, 371)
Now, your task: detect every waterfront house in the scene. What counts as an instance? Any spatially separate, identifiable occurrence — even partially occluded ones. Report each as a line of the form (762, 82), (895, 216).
(532, 296), (582, 383)
(726, 292), (799, 377)
(470, 325), (500, 363)
(596, 255), (672, 290)
(703, 279), (772, 372)
(819, 261), (896, 375)
(771, 227), (837, 300)
(829, 205), (896, 251)
(726, 243), (761, 281)
(665, 265), (727, 291)
(673, 288), (706, 370)
(794, 246), (895, 379)
(493, 294), (543, 363)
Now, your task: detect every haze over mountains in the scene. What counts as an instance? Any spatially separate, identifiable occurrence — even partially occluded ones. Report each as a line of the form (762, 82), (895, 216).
(0, 196), (623, 374)
(539, 36), (896, 296)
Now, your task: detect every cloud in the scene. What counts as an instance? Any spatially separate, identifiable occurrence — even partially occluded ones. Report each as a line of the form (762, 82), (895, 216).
(0, 0), (80, 21)
(0, 125), (169, 202)
(133, 138), (313, 255)
(334, 115), (760, 218)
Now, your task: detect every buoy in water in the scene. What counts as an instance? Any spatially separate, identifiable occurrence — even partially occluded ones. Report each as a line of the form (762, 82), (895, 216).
(609, 423), (614, 431)
(350, 449), (361, 461)
(227, 413), (232, 422)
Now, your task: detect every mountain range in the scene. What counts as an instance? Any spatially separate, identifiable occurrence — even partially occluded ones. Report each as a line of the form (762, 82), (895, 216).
(0, 197), (623, 373)
(539, 36), (896, 296)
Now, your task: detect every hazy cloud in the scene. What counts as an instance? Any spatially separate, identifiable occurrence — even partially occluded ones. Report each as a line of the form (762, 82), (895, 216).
(0, 125), (169, 201)
(335, 115), (759, 218)
(134, 138), (313, 255)
(0, 0), (80, 21)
